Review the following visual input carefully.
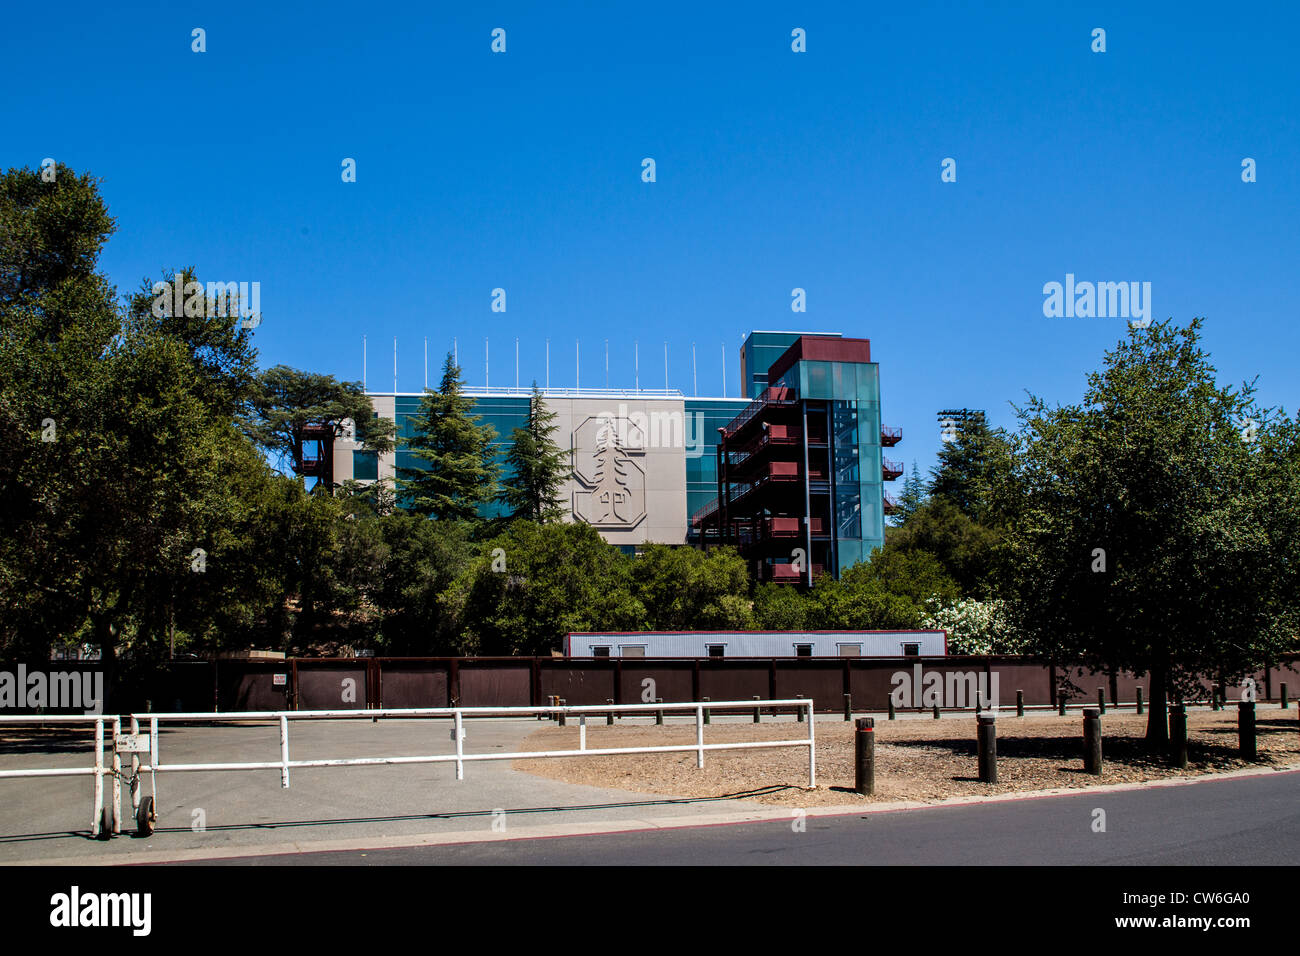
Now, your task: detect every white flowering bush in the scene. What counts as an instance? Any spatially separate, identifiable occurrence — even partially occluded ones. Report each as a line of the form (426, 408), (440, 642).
(922, 597), (1025, 655)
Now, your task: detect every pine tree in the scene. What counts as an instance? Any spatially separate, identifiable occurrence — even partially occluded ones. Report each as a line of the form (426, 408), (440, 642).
(397, 353), (499, 520)
(896, 460), (926, 524)
(499, 383), (569, 521)
(929, 418), (1011, 525)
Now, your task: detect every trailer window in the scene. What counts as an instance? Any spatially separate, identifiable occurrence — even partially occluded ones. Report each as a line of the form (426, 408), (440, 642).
(838, 644), (862, 657)
(707, 645), (725, 658)
(620, 646), (645, 658)
(592, 646), (610, 657)
(795, 644), (813, 657)
(903, 643), (920, 657)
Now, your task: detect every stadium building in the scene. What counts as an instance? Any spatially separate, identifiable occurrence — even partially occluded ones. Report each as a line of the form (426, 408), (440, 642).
(331, 331), (901, 582)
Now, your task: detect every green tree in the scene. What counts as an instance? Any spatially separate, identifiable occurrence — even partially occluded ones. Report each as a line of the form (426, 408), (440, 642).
(498, 383), (568, 521)
(885, 497), (1002, 596)
(630, 545), (753, 631)
(398, 353), (499, 520)
(442, 521), (644, 655)
(996, 318), (1300, 745)
(893, 461), (926, 526)
(930, 417), (1013, 526)
(248, 365), (394, 487)
(752, 583), (809, 630)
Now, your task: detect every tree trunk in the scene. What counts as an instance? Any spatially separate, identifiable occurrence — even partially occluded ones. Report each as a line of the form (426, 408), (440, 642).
(1145, 663), (1168, 746)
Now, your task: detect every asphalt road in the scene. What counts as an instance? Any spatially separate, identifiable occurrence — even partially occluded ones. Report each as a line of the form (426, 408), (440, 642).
(189, 769), (1300, 866)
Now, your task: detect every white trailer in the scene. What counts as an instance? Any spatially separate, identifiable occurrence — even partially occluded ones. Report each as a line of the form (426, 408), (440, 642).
(565, 630), (948, 658)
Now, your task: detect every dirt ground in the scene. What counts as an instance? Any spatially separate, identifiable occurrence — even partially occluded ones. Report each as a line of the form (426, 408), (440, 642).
(512, 708), (1300, 807)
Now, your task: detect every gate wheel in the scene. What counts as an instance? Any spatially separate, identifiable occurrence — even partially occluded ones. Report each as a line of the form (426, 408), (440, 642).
(136, 795), (155, 837)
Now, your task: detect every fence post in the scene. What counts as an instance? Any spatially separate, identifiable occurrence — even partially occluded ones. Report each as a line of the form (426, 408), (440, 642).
(753, 695), (761, 723)
(887, 696), (896, 720)
(1016, 689), (1024, 718)
(558, 698), (566, 727)
(1083, 707), (1102, 775)
(279, 714), (290, 789)
(806, 699), (817, 788)
(606, 699), (615, 725)
(1239, 701), (1257, 760)
(696, 705), (705, 769)
(1097, 687), (1106, 716)
(1169, 704), (1188, 768)
(796, 694), (805, 722)
(92, 718), (104, 839)
(1058, 694), (1067, 717)
(855, 717), (875, 795)
(579, 715), (587, 751)
(977, 713), (997, 784)
(1136, 687), (1144, 715)
(932, 703), (940, 720)
(702, 697), (711, 725)
(1281, 683), (1289, 710)
(655, 698), (664, 725)
(843, 693), (852, 721)
(110, 716), (121, 835)
(454, 709), (465, 780)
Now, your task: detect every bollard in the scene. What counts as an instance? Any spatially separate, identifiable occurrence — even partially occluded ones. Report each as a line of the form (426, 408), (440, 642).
(1239, 701), (1257, 760)
(558, 698), (567, 727)
(932, 703), (940, 720)
(1282, 683), (1289, 710)
(1169, 704), (1188, 768)
(887, 696), (896, 720)
(1016, 689), (1024, 718)
(796, 694), (805, 722)
(703, 697), (711, 725)
(1136, 687), (1144, 715)
(854, 718), (876, 795)
(843, 693), (852, 722)
(753, 695), (761, 723)
(1097, 688), (1106, 716)
(1058, 695), (1067, 717)
(1082, 707), (1102, 775)
(977, 713), (997, 783)
(606, 698), (615, 725)
(655, 698), (664, 726)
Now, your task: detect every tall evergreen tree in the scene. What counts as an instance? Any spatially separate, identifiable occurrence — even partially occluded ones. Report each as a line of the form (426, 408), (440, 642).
(929, 418), (1013, 525)
(895, 460), (926, 525)
(397, 353), (499, 520)
(498, 383), (568, 521)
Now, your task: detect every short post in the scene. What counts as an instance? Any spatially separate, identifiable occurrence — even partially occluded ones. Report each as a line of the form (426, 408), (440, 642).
(854, 717), (875, 795)
(1097, 687), (1106, 716)
(932, 703), (940, 720)
(1058, 694), (1067, 717)
(1169, 704), (1188, 768)
(702, 697), (711, 725)
(557, 698), (566, 727)
(1239, 701), (1257, 760)
(1212, 688), (1222, 712)
(695, 704), (705, 769)
(796, 694), (805, 722)
(887, 696), (896, 720)
(753, 695), (761, 723)
(579, 715), (587, 750)
(977, 713), (997, 784)
(1082, 707), (1102, 775)
(1016, 689), (1024, 718)
(843, 693), (852, 721)
(606, 699), (614, 725)
(655, 698), (664, 725)
(1136, 687), (1144, 715)
(1281, 683), (1289, 710)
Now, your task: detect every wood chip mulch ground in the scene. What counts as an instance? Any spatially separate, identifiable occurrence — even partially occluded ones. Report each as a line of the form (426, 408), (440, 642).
(512, 708), (1300, 807)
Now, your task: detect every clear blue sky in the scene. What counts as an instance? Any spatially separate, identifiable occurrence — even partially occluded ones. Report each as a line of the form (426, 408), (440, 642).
(5, 1), (1297, 480)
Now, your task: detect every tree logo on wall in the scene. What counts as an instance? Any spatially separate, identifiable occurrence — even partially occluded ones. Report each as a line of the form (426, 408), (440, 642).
(572, 416), (646, 530)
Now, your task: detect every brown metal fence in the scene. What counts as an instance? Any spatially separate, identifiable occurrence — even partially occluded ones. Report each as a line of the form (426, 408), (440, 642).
(120, 653), (1300, 715)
